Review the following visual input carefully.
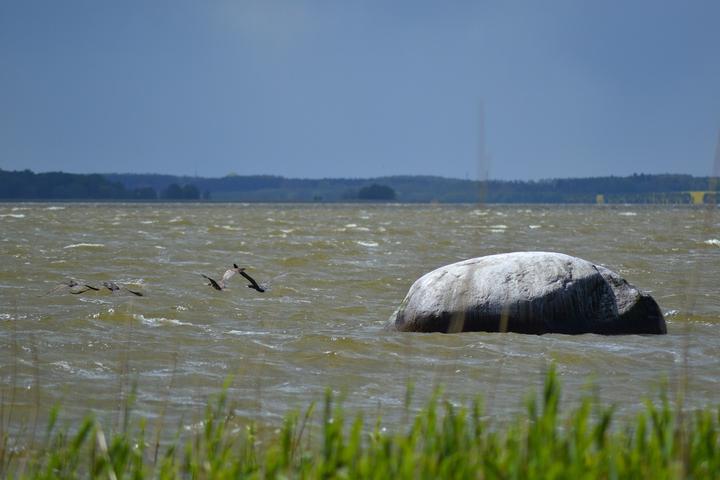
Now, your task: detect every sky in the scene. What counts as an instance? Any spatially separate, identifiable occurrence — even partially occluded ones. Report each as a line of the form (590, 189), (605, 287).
(1, 0), (719, 180)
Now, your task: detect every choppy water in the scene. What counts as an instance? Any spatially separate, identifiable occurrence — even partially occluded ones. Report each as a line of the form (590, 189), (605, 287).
(1, 203), (719, 434)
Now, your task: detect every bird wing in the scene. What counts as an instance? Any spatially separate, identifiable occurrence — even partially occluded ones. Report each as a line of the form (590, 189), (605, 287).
(70, 286), (93, 294)
(201, 274), (223, 291)
(41, 279), (88, 296)
(239, 270), (262, 290)
(123, 287), (144, 296)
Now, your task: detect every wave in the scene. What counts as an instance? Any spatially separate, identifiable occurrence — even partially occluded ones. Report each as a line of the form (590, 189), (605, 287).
(357, 240), (379, 247)
(133, 314), (194, 328)
(64, 243), (105, 249)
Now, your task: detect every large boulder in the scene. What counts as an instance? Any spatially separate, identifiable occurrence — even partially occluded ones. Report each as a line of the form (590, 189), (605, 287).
(387, 252), (666, 334)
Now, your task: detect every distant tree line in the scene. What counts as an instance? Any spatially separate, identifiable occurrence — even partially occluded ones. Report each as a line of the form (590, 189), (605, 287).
(161, 183), (202, 200)
(0, 169), (201, 200)
(2, 168), (718, 203)
(105, 172), (718, 203)
(357, 184), (396, 200)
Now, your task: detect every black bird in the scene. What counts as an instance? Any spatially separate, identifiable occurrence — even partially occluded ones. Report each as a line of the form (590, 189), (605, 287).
(200, 264), (242, 291)
(43, 279), (99, 296)
(200, 264), (267, 293)
(200, 263), (274, 293)
(102, 281), (144, 296)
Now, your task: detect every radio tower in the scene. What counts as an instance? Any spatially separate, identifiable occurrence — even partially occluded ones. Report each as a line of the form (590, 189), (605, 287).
(477, 101), (490, 204)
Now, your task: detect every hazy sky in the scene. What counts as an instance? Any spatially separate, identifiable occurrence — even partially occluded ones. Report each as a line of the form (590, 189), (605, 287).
(1, 0), (719, 180)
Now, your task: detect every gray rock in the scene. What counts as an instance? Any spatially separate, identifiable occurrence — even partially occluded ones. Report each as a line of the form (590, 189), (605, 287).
(387, 252), (666, 335)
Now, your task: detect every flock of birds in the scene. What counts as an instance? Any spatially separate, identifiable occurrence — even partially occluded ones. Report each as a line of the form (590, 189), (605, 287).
(44, 264), (269, 297)
(44, 279), (145, 297)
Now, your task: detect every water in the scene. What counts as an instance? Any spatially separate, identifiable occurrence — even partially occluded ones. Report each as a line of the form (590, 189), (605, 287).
(1, 203), (719, 434)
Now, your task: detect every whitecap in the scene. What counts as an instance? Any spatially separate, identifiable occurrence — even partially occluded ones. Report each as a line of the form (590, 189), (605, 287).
(52, 361), (73, 372)
(490, 224), (507, 229)
(82, 298), (112, 306)
(345, 223), (358, 228)
(529, 225), (542, 229)
(93, 361), (110, 372)
(133, 314), (192, 328)
(490, 229), (506, 233)
(227, 330), (269, 336)
(251, 339), (279, 350)
(140, 220), (155, 224)
(45, 206), (65, 210)
(704, 239), (720, 247)
(357, 240), (379, 247)
(618, 212), (637, 216)
(64, 243), (104, 249)
(221, 225), (242, 231)
(0, 214), (25, 219)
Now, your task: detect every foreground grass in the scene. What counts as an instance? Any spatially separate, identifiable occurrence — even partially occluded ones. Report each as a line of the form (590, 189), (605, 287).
(2, 368), (719, 479)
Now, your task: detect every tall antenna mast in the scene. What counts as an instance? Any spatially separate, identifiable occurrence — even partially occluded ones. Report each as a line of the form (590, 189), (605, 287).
(476, 101), (490, 204)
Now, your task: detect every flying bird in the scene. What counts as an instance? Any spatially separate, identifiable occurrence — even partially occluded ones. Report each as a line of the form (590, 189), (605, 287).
(102, 281), (144, 296)
(200, 264), (243, 291)
(200, 264), (270, 293)
(43, 279), (99, 296)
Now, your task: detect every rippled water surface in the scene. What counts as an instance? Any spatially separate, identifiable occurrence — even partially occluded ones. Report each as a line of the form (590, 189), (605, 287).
(1, 203), (719, 432)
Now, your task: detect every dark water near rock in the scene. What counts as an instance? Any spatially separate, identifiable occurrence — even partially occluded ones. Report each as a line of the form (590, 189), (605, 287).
(1, 203), (719, 433)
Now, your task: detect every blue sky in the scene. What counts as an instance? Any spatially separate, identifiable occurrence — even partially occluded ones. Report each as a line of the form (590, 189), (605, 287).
(1, 0), (719, 180)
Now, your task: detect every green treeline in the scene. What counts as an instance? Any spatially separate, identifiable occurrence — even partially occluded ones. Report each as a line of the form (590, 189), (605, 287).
(1, 168), (718, 203)
(103, 172), (720, 203)
(357, 183), (397, 200)
(0, 170), (200, 200)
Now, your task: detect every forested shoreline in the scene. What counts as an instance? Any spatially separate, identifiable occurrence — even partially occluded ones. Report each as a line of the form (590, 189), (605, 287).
(1, 168), (717, 203)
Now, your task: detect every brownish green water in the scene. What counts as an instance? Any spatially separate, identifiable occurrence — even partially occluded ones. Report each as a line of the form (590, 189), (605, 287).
(1, 203), (719, 432)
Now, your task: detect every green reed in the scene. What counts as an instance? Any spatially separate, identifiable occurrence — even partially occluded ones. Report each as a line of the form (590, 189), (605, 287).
(2, 366), (719, 479)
